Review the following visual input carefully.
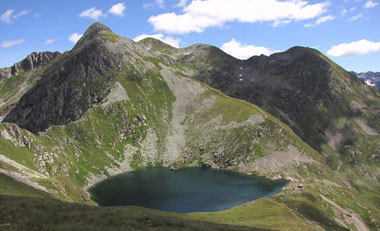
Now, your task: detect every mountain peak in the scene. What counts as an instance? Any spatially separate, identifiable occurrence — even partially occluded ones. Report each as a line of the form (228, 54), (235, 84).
(137, 37), (178, 51)
(74, 23), (113, 49)
(85, 22), (112, 35)
(285, 46), (321, 56)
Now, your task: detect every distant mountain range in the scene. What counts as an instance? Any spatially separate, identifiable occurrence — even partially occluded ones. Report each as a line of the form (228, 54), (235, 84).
(351, 71), (380, 88)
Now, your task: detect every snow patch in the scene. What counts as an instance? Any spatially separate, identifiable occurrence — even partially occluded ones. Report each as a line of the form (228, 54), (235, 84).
(365, 79), (376, 87)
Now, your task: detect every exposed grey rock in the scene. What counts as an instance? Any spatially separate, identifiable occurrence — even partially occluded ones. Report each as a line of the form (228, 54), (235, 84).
(0, 67), (11, 79)
(11, 51), (60, 76)
(0, 51), (60, 81)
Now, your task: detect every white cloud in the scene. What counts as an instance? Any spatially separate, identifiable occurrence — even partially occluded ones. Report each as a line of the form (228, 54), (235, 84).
(79, 7), (105, 20)
(143, 3), (155, 9)
(348, 13), (363, 21)
(1, 9), (29, 23)
(340, 9), (347, 16)
(304, 23), (313, 28)
(175, 0), (188, 7)
(156, 0), (165, 8)
(327, 39), (380, 57)
(149, 0), (329, 34)
(68, 33), (83, 44)
(1, 39), (24, 48)
(44, 38), (56, 45)
(364, 0), (378, 8)
(0, 9), (14, 23)
(304, 15), (334, 27)
(133, 33), (180, 48)
(13, 10), (29, 19)
(221, 38), (273, 60)
(109, 2), (126, 17)
(272, 19), (291, 27)
(316, 15), (335, 24)
(34, 13), (41, 18)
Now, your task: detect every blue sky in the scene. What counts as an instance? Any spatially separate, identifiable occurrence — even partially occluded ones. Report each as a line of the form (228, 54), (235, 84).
(1, 0), (379, 72)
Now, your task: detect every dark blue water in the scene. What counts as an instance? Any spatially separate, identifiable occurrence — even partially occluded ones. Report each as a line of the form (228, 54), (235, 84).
(88, 167), (288, 213)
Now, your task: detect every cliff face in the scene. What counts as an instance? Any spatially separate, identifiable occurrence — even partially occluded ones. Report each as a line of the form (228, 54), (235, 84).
(0, 67), (11, 79)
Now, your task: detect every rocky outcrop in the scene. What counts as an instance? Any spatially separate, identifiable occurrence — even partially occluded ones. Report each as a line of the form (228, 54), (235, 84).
(0, 51), (60, 80)
(4, 23), (122, 133)
(11, 52), (61, 77)
(0, 67), (11, 79)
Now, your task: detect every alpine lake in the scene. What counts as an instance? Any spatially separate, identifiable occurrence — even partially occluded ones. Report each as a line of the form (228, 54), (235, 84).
(88, 167), (288, 213)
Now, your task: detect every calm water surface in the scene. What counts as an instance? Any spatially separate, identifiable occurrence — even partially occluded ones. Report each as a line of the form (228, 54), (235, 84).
(88, 167), (288, 213)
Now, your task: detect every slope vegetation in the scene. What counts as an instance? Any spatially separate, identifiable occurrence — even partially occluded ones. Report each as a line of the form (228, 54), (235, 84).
(0, 23), (379, 230)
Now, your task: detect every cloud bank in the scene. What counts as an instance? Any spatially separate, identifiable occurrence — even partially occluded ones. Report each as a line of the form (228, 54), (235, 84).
(327, 39), (380, 57)
(149, 0), (329, 34)
(1, 39), (24, 48)
(221, 39), (273, 59)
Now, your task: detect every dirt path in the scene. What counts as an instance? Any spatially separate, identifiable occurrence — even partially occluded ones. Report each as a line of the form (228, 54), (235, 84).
(321, 194), (368, 231)
(0, 169), (49, 192)
(354, 119), (378, 136)
(0, 154), (47, 178)
(0, 153), (49, 192)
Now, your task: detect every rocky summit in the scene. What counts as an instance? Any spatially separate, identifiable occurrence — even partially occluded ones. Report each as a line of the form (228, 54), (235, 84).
(1, 23), (380, 231)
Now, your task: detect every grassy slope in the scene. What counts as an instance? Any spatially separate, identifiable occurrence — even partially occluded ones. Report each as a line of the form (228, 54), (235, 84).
(176, 198), (323, 231)
(0, 65), (333, 230)
(1, 34), (379, 231)
(0, 195), (269, 231)
(0, 173), (50, 199)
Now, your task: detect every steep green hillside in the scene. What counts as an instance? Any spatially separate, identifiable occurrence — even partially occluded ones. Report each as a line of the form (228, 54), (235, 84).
(0, 23), (379, 230)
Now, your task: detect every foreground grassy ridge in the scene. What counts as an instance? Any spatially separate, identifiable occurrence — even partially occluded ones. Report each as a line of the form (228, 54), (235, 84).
(0, 195), (268, 231)
(176, 198), (323, 231)
(0, 173), (50, 199)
